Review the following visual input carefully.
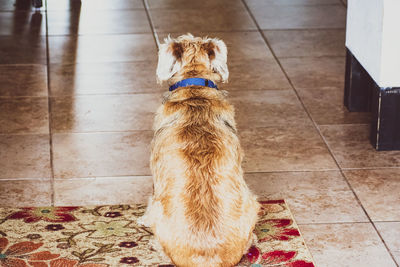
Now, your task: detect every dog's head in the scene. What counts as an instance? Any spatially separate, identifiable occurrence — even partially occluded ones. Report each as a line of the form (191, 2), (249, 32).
(156, 34), (229, 84)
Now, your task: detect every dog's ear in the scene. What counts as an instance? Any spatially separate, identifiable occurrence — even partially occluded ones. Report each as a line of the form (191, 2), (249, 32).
(156, 38), (184, 84)
(204, 39), (229, 83)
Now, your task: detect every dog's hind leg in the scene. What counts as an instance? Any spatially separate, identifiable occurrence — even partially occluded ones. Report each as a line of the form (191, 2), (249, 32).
(137, 197), (155, 227)
(137, 198), (164, 228)
(149, 236), (170, 262)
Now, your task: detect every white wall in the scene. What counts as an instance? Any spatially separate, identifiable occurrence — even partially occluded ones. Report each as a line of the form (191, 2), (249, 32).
(380, 0), (400, 87)
(346, 0), (400, 88)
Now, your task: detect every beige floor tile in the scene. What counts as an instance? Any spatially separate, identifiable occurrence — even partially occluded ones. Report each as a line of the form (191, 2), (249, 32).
(209, 32), (274, 60)
(222, 59), (291, 91)
(47, 10), (151, 35)
(0, 97), (49, 134)
(245, 0), (340, 7)
(375, 222), (400, 265)
(158, 31), (274, 61)
(52, 131), (152, 178)
(150, 9), (257, 33)
(344, 169), (400, 221)
(0, 179), (51, 207)
(249, 5), (346, 30)
(297, 88), (370, 125)
(301, 223), (397, 267)
(48, 34), (157, 64)
(148, 0), (245, 9)
(239, 126), (337, 172)
(320, 125), (400, 169)
(0, 65), (47, 97)
(0, 11), (46, 35)
(54, 176), (152, 206)
(246, 171), (368, 224)
(0, 134), (51, 179)
(49, 62), (159, 96)
(264, 29), (346, 57)
(229, 89), (311, 128)
(51, 94), (160, 133)
(47, 0), (144, 11)
(280, 56), (345, 90)
(0, 35), (46, 64)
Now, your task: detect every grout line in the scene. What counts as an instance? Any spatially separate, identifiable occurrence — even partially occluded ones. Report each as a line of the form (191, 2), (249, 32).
(46, 31), (154, 37)
(42, 29), (266, 38)
(276, 55), (346, 59)
(244, 169), (340, 174)
(47, 60), (158, 66)
(54, 170), (340, 179)
(0, 176), (150, 181)
(43, 87), (294, 97)
(143, 0), (160, 48)
(0, 95), (50, 98)
(46, 8), (145, 12)
(259, 27), (346, 31)
(0, 132), (49, 136)
(50, 130), (153, 134)
(146, 3), (344, 11)
(0, 124), (378, 136)
(10, 124), (344, 135)
(0, 63), (47, 66)
(53, 176), (152, 180)
(44, 0), (55, 207)
(0, 9), (45, 13)
(262, 28), (346, 32)
(318, 123), (369, 127)
(298, 221), (372, 226)
(373, 221), (400, 224)
(46, 60), (158, 65)
(240, 0), (399, 265)
(341, 166), (400, 171)
(0, 178), (51, 181)
(13, 52), (342, 68)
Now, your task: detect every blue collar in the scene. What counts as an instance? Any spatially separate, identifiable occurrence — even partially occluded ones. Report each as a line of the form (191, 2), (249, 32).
(169, 78), (218, 92)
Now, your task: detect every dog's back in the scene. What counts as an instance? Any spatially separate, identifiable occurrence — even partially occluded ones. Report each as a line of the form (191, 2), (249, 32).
(150, 88), (259, 267)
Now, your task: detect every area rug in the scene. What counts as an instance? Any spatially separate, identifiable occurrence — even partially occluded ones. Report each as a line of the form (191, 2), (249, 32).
(0, 200), (315, 267)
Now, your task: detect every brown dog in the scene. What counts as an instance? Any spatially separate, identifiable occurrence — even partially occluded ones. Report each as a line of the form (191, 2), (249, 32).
(139, 34), (260, 267)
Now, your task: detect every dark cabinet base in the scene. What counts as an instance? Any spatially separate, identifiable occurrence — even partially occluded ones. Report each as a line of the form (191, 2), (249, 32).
(344, 49), (400, 151)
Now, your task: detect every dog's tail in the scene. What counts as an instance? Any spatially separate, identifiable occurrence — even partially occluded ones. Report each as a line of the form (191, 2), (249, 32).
(163, 237), (246, 267)
(167, 249), (242, 267)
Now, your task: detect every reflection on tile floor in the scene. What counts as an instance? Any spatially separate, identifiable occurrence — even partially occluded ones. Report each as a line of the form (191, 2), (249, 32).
(0, 0), (398, 266)
(263, 29), (346, 58)
(280, 56), (345, 89)
(0, 65), (48, 96)
(240, 126), (338, 172)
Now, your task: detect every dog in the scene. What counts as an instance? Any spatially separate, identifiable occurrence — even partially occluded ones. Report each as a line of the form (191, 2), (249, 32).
(139, 34), (260, 267)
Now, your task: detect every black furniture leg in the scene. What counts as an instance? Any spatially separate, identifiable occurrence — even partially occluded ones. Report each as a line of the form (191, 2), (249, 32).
(371, 86), (400, 150)
(344, 48), (400, 150)
(344, 49), (373, 112)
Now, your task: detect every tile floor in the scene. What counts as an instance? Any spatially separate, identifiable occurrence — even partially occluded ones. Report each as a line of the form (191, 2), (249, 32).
(0, 0), (399, 266)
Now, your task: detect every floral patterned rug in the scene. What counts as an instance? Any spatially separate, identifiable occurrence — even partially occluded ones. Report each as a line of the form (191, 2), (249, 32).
(0, 200), (315, 267)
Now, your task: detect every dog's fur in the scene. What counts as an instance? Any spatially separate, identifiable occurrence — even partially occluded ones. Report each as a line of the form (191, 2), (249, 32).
(140, 34), (260, 267)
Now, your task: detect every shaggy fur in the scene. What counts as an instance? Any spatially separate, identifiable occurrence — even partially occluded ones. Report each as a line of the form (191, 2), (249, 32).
(140, 34), (260, 267)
